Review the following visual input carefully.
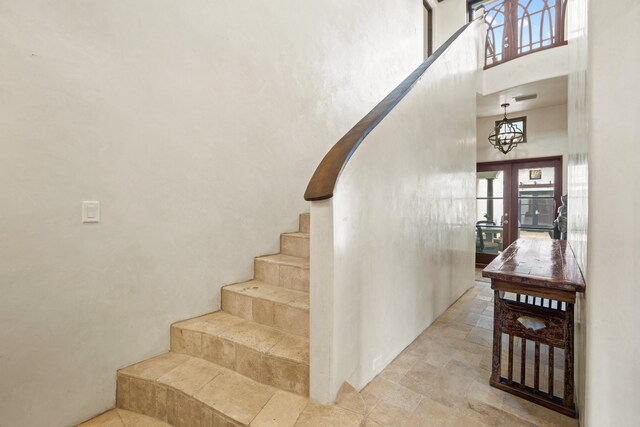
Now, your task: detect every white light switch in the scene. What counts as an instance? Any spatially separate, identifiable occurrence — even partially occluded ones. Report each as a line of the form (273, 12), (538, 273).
(82, 201), (100, 223)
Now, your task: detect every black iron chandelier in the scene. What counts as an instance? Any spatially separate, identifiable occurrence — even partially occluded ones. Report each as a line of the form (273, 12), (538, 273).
(488, 103), (524, 154)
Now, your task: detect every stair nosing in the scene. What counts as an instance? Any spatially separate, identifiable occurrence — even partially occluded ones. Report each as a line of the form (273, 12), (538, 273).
(281, 232), (310, 238)
(222, 280), (309, 305)
(255, 253), (310, 268)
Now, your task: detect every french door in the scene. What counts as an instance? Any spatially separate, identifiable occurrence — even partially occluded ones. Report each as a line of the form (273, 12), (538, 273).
(476, 157), (562, 266)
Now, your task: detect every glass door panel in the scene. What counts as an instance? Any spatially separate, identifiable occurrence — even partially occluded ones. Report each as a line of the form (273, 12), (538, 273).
(477, 193), (504, 254)
(476, 166), (510, 264)
(477, 157), (562, 266)
(477, 171), (505, 198)
(514, 165), (560, 240)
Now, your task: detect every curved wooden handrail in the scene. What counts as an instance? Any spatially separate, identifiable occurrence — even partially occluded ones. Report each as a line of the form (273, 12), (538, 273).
(304, 22), (472, 201)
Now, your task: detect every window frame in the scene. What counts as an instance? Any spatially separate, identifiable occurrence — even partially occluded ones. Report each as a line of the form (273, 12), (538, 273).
(494, 115), (527, 143)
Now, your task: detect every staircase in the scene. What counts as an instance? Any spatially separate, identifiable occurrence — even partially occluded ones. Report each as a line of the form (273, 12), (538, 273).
(81, 213), (365, 427)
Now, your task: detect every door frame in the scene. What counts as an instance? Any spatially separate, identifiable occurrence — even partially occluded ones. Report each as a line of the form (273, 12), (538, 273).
(423, 1), (433, 58)
(476, 156), (563, 267)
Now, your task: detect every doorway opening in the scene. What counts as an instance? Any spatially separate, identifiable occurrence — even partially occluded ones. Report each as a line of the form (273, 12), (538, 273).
(476, 156), (562, 266)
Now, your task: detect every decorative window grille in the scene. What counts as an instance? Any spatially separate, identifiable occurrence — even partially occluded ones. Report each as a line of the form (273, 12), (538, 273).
(482, 0), (567, 67)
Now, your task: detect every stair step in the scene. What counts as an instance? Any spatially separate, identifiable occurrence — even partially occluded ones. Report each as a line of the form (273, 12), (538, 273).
(79, 408), (171, 426)
(171, 311), (309, 395)
(117, 353), (275, 425)
(117, 353), (362, 427)
(280, 232), (309, 258)
(299, 213), (310, 233)
(255, 254), (309, 292)
(222, 280), (309, 337)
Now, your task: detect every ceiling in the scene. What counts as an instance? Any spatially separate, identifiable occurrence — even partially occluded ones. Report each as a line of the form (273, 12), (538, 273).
(476, 76), (568, 118)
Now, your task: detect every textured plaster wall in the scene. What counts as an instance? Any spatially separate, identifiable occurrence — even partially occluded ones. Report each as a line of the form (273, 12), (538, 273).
(310, 20), (481, 403)
(579, 0), (640, 425)
(568, 0), (640, 425)
(566, 0), (589, 421)
(482, 45), (568, 96)
(0, 1), (423, 425)
(423, 0), (468, 60)
(433, 0), (468, 49)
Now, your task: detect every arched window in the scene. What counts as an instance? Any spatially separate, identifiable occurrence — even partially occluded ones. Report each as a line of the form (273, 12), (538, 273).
(475, 0), (567, 67)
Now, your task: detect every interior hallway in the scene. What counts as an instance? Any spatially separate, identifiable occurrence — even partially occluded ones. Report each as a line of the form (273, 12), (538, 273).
(350, 271), (579, 426)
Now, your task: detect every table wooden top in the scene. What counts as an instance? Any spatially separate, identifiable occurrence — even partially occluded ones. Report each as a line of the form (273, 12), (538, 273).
(482, 239), (586, 292)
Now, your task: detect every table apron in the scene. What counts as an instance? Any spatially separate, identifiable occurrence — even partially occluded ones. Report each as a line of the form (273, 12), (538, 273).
(497, 298), (568, 348)
(491, 279), (576, 304)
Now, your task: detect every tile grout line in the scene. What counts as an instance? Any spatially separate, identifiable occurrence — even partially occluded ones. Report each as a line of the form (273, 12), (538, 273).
(264, 333), (288, 354)
(290, 401), (310, 427)
(113, 408), (127, 427)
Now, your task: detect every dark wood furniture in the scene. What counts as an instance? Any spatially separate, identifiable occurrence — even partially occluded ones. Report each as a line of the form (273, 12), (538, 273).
(483, 238), (585, 418)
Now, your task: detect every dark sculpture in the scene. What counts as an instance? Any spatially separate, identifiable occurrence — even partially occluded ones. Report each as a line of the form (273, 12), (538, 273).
(554, 195), (568, 240)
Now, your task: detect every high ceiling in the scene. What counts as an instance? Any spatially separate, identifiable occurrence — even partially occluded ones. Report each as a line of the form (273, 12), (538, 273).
(476, 76), (568, 118)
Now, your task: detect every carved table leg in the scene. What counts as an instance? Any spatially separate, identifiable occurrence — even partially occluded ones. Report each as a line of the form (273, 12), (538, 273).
(564, 303), (575, 407)
(491, 289), (502, 384)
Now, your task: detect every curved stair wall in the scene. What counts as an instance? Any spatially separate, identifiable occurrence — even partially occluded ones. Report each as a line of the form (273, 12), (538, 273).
(308, 19), (484, 403)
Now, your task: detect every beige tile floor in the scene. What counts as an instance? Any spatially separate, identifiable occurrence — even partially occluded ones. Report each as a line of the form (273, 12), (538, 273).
(356, 271), (579, 427)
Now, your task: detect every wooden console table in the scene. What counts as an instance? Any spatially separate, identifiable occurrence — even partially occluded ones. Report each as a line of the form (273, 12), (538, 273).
(482, 238), (585, 418)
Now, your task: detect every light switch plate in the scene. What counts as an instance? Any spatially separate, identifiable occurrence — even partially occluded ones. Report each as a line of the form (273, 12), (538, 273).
(82, 201), (100, 223)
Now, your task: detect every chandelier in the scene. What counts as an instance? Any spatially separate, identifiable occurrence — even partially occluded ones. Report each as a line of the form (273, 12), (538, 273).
(488, 103), (524, 154)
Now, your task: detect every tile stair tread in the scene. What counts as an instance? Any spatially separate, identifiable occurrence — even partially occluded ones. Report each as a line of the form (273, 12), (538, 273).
(119, 352), (276, 425)
(78, 408), (172, 426)
(255, 253), (310, 268)
(83, 213), (324, 426)
(117, 352), (191, 381)
(117, 353), (361, 427)
(281, 232), (309, 239)
(173, 311), (309, 365)
(172, 311), (246, 337)
(224, 280), (309, 306)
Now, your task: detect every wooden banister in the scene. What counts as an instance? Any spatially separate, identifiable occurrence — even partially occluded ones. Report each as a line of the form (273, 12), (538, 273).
(304, 22), (472, 201)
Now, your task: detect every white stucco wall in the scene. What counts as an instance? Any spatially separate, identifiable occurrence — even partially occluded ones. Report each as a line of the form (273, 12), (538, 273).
(422, 0), (468, 58)
(433, 0), (468, 49)
(578, 0), (640, 425)
(0, 1), (424, 425)
(477, 104), (569, 192)
(482, 45), (569, 95)
(568, 0), (640, 425)
(310, 20), (481, 404)
(566, 0), (589, 420)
